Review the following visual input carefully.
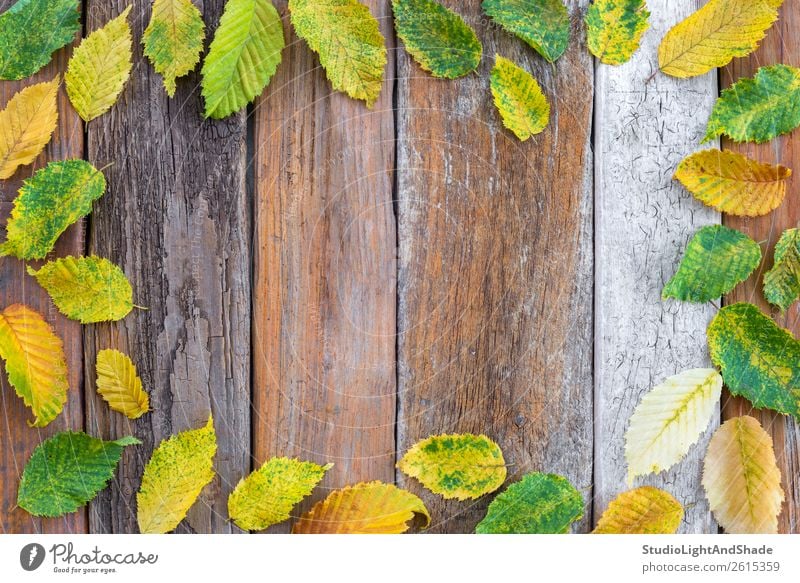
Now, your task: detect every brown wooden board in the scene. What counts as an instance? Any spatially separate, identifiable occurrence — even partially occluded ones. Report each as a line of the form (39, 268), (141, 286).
(84, 0), (250, 533)
(395, 0), (594, 532)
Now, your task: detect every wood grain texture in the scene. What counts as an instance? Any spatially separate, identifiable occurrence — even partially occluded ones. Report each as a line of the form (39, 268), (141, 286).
(396, 0), (594, 533)
(0, 3), (85, 533)
(721, 0), (800, 534)
(593, 0), (720, 533)
(84, 0), (250, 533)
(252, 1), (397, 532)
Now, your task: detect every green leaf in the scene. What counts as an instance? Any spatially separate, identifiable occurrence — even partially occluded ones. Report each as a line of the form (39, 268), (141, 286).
(586, 0), (649, 65)
(704, 64), (800, 144)
(663, 225), (761, 303)
(764, 229), (800, 312)
(18, 432), (140, 517)
(482, 0), (570, 63)
(143, 0), (206, 98)
(201, 0), (284, 119)
(476, 472), (583, 533)
(708, 303), (800, 419)
(289, 0), (387, 107)
(397, 434), (506, 500)
(0, 0), (80, 80)
(490, 55), (550, 141)
(27, 256), (134, 323)
(392, 0), (481, 79)
(228, 458), (332, 530)
(1, 160), (106, 260)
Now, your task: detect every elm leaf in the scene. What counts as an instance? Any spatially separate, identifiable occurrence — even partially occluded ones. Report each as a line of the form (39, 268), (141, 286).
(764, 229), (800, 312)
(586, 0), (650, 65)
(96, 349), (150, 419)
(490, 55), (550, 141)
(482, 0), (570, 63)
(593, 487), (683, 534)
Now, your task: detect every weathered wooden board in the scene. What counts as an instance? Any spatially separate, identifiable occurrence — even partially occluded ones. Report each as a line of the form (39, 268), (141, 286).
(84, 0), (250, 533)
(721, 0), (800, 534)
(252, 1), (397, 532)
(396, 0), (594, 532)
(0, 6), (86, 533)
(593, 0), (719, 533)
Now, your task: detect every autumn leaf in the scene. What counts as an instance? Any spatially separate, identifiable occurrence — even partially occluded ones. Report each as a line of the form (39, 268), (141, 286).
(764, 229), (800, 312)
(663, 225), (761, 303)
(658, 0), (782, 78)
(65, 6), (133, 122)
(292, 481), (429, 534)
(201, 0), (284, 119)
(137, 416), (216, 534)
(228, 458), (332, 530)
(674, 149), (791, 217)
(392, 0), (481, 79)
(593, 487), (683, 534)
(625, 369), (722, 482)
(289, 0), (386, 107)
(1, 161), (106, 260)
(143, 0), (206, 98)
(490, 56), (550, 141)
(703, 416), (784, 534)
(708, 303), (800, 418)
(18, 433), (139, 517)
(28, 256), (133, 323)
(397, 433), (506, 500)
(482, 0), (570, 63)
(704, 64), (800, 144)
(96, 349), (149, 419)
(0, 0), (80, 80)
(586, 0), (649, 65)
(0, 304), (68, 427)
(475, 472), (583, 534)
(0, 77), (59, 179)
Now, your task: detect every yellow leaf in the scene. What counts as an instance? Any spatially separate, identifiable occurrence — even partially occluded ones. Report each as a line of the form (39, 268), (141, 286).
(0, 304), (68, 427)
(292, 481), (430, 534)
(95, 349), (149, 419)
(137, 415), (216, 533)
(702, 416), (784, 534)
(593, 486), (683, 534)
(658, 0), (783, 78)
(0, 77), (59, 179)
(674, 149), (791, 217)
(490, 55), (549, 141)
(65, 6), (133, 121)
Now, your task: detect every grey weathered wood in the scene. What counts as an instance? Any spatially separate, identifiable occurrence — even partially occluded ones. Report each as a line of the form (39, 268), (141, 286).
(396, 0), (595, 532)
(593, 0), (719, 533)
(84, 0), (250, 533)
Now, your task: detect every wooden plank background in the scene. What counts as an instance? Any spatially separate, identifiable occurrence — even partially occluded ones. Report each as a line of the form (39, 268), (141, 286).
(0, 0), (798, 533)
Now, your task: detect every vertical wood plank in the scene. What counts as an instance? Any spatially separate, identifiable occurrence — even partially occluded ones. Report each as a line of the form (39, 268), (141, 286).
(593, 0), (720, 532)
(84, 0), (250, 533)
(396, 1), (594, 533)
(252, 1), (397, 531)
(0, 2), (86, 533)
(721, 0), (800, 533)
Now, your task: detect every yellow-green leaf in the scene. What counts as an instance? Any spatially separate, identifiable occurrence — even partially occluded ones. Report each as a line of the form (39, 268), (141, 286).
(586, 0), (650, 65)
(764, 229), (800, 312)
(593, 487), (683, 534)
(137, 415), (217, 534)
(0, 304), (68, 427)
(289, 0), (386, 107)
(625, 368), (722, 482)
(143, 0), (206, 98)
(292, 481), (430, 534)
(397, 433), (506, 500)
(482, 0), (570, 63)
(0, 77), (59, 179)
(674, 149), (791, 217)
(27, 256), (133, 324)
(703, 416), (784, 533)
(658, 0), (783, 78)
(490, 55), (549, 141)
(65, 6), (133, 121)
(228, 458), (332, 530)
(95, 348), (149, 419)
